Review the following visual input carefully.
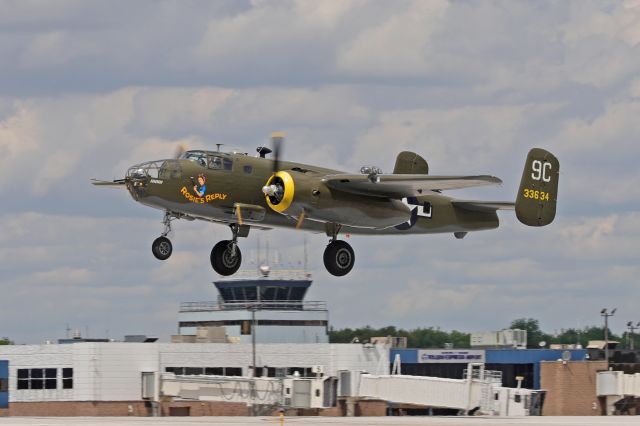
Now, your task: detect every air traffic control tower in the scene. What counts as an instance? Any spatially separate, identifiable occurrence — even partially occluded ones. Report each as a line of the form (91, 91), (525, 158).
(176, 268), (329, 344)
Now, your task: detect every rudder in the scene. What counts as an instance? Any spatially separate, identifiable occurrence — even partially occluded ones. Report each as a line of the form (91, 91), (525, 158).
(516, 148), (559, 226)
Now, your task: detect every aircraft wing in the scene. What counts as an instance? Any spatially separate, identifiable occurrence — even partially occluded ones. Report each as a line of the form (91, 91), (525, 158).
(321, 174), (502, 198)
(452, 200), (515, 212)
(91, 178), (127, 187)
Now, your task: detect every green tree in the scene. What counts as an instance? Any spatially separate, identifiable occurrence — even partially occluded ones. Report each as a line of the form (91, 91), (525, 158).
(328, 326), (470, 348)
(509, 318), (553, 348)
(0, 337), (12, 345)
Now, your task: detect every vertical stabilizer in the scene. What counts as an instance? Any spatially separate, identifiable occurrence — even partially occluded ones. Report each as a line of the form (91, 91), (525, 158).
(515, 148), (559, 226)
(393, 151), (429, 174)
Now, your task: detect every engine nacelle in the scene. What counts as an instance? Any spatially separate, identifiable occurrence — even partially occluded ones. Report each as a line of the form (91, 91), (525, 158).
(263, 170), (410, 229)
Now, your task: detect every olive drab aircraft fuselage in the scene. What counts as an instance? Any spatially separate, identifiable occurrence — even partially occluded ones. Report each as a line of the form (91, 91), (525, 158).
(93, 135), (559, 277)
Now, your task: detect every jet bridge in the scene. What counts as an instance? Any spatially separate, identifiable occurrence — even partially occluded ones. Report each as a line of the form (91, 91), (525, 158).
(160, 364), (541, 416)
(341, 363), (531, 415)
(597, 371), (640, 415)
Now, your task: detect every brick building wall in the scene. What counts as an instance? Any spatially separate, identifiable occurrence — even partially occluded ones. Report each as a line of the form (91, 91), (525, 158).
(4, 400), (249, 416)
(540, 360), (607, 416)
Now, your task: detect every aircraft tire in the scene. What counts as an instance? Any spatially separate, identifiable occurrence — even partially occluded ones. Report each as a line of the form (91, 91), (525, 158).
(211, 240), (242, 276)
(323, 240), (355, 276)
(152, 236), (173, 261)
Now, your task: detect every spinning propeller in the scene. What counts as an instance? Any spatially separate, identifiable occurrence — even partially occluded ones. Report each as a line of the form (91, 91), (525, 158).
(261, 132), (306, 229)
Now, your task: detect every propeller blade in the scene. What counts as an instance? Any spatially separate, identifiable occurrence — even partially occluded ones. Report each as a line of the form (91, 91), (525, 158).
(174, 143), (187, 159)
(295, 210), (305, 229)
(271, 131), (284, 174)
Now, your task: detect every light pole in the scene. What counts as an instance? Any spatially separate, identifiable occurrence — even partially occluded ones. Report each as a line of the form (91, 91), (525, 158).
(601, 308), (616, 364)
(250, 303), (258, 416)
(626, 321), (640, 350)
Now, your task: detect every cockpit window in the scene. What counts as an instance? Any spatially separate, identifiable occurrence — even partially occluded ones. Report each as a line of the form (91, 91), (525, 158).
(208, 155), (233, 171)
(182, 151), (207, 167)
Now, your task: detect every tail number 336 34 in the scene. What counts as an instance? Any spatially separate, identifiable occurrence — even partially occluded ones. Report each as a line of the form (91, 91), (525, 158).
(531, 160), (552, 182)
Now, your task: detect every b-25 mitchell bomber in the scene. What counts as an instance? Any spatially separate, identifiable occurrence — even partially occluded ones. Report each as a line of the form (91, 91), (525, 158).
(93, 133), (559, 277)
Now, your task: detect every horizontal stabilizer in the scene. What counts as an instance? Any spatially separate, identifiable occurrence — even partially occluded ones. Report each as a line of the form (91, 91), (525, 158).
(322, 174), (502, 198)
(452, 201), (515, 213)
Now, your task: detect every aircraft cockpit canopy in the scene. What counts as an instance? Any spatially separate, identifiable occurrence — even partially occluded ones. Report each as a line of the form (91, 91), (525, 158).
(181, 150), (233, 171)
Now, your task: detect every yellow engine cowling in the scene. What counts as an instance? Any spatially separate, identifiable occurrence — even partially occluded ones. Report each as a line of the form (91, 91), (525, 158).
(263, 170), (411, 229)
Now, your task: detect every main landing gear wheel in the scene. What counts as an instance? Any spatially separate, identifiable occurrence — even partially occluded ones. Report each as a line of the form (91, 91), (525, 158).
(152, 236), (173, 261)
(323, 240), (355, 277)
(211, 240), (242, 276)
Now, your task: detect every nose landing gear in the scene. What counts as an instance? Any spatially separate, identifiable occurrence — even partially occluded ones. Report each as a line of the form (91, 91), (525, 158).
(152, 212), (175, 261)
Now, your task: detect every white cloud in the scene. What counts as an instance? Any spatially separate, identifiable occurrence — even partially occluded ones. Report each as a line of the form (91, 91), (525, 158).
(19, 31), (96, 69)
(0, 106), (41, 183)
(1, 1), (639, 342)
(336, 1), (449, 76)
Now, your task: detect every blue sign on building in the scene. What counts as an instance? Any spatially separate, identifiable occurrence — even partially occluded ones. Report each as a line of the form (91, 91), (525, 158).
(390, 348), (588, 389)
(0, 360), (8, 409)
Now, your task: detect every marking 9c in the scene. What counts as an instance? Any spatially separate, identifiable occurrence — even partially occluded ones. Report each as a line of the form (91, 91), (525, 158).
(531, 160), (552, 182)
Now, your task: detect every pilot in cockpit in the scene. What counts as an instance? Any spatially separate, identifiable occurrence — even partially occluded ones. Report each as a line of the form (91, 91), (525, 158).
(208, 156), (222, 169)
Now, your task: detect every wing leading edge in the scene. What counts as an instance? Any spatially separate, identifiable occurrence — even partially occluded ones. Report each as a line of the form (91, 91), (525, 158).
(322, 174), (502, 198)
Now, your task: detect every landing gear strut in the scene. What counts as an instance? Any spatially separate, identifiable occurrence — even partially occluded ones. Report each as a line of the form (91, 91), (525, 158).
(323, 224), (355, 276)
(152, 212), (174, 261)
(210, 224), (245, 276)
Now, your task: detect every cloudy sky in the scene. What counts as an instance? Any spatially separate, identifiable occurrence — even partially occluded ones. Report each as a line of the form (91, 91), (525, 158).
(1, 0), (639, 344)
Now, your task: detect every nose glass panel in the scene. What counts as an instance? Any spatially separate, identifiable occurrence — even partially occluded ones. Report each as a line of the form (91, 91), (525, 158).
(127, 160), (182, 181)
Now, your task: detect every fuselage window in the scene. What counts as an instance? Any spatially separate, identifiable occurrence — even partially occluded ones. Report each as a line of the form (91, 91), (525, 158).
(184, 151), (207, 167)
(208, 156), (223, 169)
(208, 156), (233, 171)
(243, 165), (253, 174)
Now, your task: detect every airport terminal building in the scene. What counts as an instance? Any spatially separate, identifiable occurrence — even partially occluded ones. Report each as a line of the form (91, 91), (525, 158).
(1, 271), (639, 417)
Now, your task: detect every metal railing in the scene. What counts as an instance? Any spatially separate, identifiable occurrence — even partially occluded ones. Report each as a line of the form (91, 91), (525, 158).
(180, 300), (327, 312)
(220, 269), (312, 280)
(463, 367), (503, 384)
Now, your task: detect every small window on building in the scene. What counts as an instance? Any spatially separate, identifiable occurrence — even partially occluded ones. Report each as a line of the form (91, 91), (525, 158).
(17, 368), (57, 390)
(241, 320), (251, 335)
(17, 368), (29, 390)
(514, 394), (522, 403)
(62, 368), (73, 390)
(205, 367), (224, 376)
(0, 378), (8, 392)
(315, 389), (320, 397)
(225, 368), (242, 376)
(185, 367), (204, 375)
